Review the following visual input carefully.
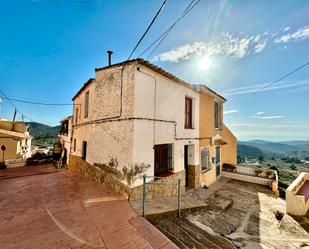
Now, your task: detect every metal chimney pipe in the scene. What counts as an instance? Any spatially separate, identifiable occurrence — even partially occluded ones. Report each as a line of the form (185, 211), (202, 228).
(107, 51), (113, 66)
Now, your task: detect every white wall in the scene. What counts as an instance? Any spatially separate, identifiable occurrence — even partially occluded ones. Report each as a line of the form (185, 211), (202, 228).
(132, 66), (200, 185)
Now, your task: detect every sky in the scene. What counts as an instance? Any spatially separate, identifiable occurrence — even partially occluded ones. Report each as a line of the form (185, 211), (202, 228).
(0, 0), (308, 141)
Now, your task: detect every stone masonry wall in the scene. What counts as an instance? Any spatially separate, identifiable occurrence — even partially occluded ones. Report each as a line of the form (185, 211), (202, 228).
(68, 155), (185, 200)
(188, 164), (201, 189)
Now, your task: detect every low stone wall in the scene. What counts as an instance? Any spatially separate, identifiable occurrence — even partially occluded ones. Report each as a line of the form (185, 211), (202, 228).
(222, 165), (279, 196)
(68, 155), (185, 200)
(286, 172), (309, 216)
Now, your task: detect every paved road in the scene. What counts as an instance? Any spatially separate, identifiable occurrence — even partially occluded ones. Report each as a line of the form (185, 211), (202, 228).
(0, 165), (177, 249)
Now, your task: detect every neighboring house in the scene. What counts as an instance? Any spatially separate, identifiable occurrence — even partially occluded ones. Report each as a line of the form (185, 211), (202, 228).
(0, 120), (32, 163)
(66, 58), (237, 198)
(189, 85), (237, 188)
(58, 116), (73, 164)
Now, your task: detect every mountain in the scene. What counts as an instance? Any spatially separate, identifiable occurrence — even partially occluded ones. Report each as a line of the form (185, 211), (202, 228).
(238, 140), (309, 159)
(27, 122), (60, 145)
(237, 143), (269, 158)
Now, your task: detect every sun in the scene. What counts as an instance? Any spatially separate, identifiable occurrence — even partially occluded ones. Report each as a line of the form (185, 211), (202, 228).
(198, 56), (212, 71)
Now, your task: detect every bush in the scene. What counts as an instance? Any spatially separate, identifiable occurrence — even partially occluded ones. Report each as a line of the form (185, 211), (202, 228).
(290, 164), (297, 171)
(278, 187), (286, 199)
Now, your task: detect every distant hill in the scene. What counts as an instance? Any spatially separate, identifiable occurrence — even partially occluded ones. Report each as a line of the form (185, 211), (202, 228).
(27, 122), (60, 145)
(238, 140), (309, 159)
(237, 143), (269, 158)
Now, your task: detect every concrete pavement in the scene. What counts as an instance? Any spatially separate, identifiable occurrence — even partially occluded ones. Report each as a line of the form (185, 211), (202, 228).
(0, 165), (178, 249)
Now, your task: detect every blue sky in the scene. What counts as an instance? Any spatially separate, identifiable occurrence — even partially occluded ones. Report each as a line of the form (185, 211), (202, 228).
(0, 0), (308, 141)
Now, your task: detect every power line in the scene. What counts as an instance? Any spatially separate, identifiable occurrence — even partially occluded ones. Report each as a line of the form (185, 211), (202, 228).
(127, 0), (168, 60)
(138, 0), (201, 59)
(0, 96), (77, 106)
(0, 88), (33, 122)
(226, 61), (309, 107)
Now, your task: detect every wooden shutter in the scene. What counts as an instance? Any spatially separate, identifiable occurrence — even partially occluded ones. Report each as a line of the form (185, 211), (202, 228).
(185, 97), (192, 128)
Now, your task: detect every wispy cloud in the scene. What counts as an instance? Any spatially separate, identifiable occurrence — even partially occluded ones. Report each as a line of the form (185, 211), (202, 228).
(283, 27), (291, 32)
(258, 115), (284, 119)
(154, 32), (267, 63)
(154, 25), (309, 63)
(223, 109), (239, 115)
(274, 26), (309, 43)
(221, 80), (309, 96)
(255, 112), (265, 115)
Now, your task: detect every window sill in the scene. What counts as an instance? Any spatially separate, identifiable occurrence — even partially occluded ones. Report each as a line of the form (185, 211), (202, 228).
(184, 127), (195, 130)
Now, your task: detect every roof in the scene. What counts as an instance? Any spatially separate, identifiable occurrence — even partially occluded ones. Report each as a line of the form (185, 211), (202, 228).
(72, 58), (226, 101)
(60, 116), (73, 123)
(0, 128), (31, 139)
(72, 78), (94, 100)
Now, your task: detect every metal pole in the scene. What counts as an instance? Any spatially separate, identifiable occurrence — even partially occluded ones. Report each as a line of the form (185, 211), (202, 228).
(142, 175), (146, 217)
(177, 177), (181, 218)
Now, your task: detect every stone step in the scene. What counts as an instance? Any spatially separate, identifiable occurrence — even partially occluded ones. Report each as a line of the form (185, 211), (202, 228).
(155, 224), (191, 249)
(171, 219), (221, 249)
(174, 219), (235, 249)
(154, 217), (236, 249)
(156, 217), (209, 249)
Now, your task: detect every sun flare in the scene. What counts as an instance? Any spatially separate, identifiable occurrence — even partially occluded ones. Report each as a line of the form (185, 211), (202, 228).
(198, 56), (212, 71)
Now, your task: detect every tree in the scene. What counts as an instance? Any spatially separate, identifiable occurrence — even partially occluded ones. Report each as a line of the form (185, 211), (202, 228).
(258, 156), (264, 163)
(237, 155), (245, 164)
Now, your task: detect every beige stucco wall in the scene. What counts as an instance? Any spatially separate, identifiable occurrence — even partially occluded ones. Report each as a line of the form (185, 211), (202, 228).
(199, 92), (237, 187)
(0, 121), (28, 133)
(0, 136), (18, 161)
(221, 124), (237, 165)
(71, 64), (136, 183)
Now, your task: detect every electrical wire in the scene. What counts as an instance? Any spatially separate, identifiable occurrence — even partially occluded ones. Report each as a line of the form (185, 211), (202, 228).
(127, 0), (168, 61)
(0, 88), (33, 122)
(138, 0), (201, 59)
(0, 96), (78, 106)
(226, 61), (309, 107)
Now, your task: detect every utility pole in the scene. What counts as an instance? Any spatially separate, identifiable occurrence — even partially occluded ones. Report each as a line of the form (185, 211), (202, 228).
(11, 109), (17, 131)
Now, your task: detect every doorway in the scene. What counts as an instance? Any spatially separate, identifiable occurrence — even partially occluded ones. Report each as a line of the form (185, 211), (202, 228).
(215, 146), (221, 178)
(154, 144), (173, 177)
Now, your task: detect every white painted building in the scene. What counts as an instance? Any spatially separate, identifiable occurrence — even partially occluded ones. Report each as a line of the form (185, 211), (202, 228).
(67, 58), (236, 195)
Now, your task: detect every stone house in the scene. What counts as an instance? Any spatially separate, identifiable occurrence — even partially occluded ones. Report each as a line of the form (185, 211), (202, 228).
(0, 120), (32, 162)
(67, 58), (236, 198)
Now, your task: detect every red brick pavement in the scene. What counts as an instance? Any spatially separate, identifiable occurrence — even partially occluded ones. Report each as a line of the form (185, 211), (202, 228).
(0, 165), (178, 249)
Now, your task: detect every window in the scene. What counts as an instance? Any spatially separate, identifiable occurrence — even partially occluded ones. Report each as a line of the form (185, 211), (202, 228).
(73, 139), (76, 152)
(75, 108), (79, 125)
(201, 148), (210, 171)
(214, 101), (222, 129)
(185, 97), (193, 129)
(82, 141), (87, 160)
(84, 91), (89, 119)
